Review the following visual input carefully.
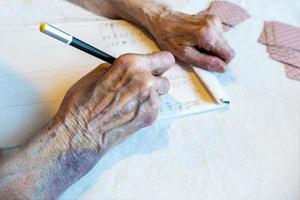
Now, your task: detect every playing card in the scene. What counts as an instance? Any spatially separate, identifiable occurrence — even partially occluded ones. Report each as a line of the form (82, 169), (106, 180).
(285, 64), (300, 81)
(272, 21), (300, 51)
(222, 24), (232, 32)
(207, 1), (250, 27)
(259, 21), (300, 81)
(258, 22), (273, 45)
(258, 28), (267, 44)
(267, 46), (300, 68)
(264, 22), (276, 46)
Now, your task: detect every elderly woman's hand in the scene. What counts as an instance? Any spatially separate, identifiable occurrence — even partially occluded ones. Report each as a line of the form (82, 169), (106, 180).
(146, 10), (235, 72)
(68, 0), (235, 72)
(57, 52), (174, 151)
(0, 52), (175, 199)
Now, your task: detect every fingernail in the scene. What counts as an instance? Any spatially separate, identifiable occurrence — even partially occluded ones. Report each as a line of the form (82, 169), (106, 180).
(228, 48), (236, 63)
(213, 64), (226, 73)
(217, 64), (227, 73)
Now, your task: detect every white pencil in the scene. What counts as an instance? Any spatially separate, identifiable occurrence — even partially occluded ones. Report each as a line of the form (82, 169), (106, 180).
(192, 67), (230, 105)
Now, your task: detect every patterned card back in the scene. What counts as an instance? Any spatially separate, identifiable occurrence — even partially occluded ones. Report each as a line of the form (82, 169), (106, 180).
(267, 46), (300, 68)
(285, 64), (300, 81)
(258, 21), (300, 81)
(207, 1), (250, 27)
(198, 1), (249, 32)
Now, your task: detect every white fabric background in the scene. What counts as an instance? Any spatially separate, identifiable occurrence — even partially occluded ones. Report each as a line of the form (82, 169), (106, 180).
(1, 0), (299, 199)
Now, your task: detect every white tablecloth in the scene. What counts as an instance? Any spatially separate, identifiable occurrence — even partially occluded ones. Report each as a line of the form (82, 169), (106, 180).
(1, 0), (299, 199)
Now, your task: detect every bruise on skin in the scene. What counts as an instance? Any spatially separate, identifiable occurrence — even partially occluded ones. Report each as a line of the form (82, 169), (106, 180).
(50, 132), (56, 138)
(48, 148), (102, 198)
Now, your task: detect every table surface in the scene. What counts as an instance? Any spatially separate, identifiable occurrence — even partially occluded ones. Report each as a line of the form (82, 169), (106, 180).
(1, 0), (300, 199)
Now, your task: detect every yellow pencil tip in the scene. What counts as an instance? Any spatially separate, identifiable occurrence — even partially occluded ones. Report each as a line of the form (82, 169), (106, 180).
(40, 23), (47, 33)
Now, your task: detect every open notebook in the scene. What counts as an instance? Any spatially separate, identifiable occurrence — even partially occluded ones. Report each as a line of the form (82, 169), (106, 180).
(0, 20), (228, 148)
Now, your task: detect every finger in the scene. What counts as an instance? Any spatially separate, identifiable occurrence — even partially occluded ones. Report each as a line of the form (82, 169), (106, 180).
(152, 76), (171, 95)
(178, 46), (227, 72)
(140, 51), (175, 76)
(115, 52), (175, 76)
(198, 38), (235, 64)
(197, 15), (235, 63)
(139, 91), (160, 127)
(197, 28), (235, 63)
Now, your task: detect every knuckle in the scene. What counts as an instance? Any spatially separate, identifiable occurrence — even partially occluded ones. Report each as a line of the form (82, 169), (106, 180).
(198, 30), (215, 46)
(141, 79), (155, 91)
(115, 54), (139, 70)
(133, 73), (154, 90)
(177, 46), (191, 58)
(145, 112), (159, 126)
(63, 88), (80, 106)
(205, 14), (220, 23)
(115, 54), (130, 66)
(198, 27), (213, 40)
(115, 54), (154, 76)
(65, 87), (76, 100)
(142, 103), (159, 126)
(199, 18), (220, 35)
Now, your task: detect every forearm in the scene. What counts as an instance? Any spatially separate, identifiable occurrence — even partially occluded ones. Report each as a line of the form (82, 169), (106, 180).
(68, 0), (168, 29)
(0, 115), (102, 199)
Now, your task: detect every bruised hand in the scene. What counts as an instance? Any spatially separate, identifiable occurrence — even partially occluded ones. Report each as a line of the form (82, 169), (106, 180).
(0, 52), (175, 200)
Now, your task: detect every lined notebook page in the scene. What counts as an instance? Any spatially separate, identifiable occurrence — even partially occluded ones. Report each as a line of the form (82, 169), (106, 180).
(0, 20), (225, 148)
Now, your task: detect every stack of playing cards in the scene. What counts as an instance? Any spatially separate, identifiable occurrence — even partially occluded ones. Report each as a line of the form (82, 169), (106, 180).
(259, 21), (300, 81)
(199, 0), (250, 32)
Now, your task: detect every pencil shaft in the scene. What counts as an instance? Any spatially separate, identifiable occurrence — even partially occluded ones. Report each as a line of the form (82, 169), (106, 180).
(70, 37), (116, 64)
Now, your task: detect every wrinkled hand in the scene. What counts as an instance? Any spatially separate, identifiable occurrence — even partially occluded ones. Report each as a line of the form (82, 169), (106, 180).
(0, 52), (175, 199)
(147, 10), (235, 72)
(56, 52), (174, 156)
